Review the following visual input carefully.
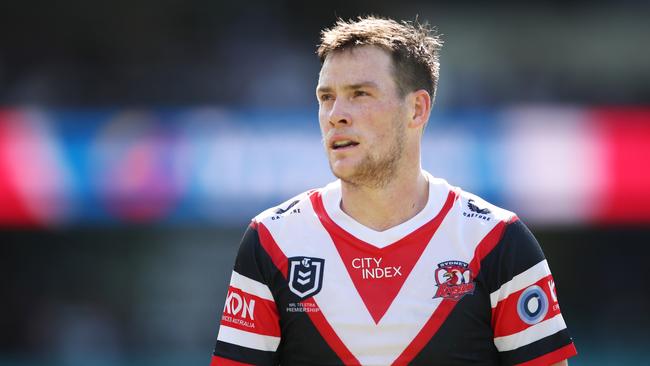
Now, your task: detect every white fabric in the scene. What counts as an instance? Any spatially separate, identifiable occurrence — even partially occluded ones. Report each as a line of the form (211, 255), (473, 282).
(493, 313), (568, 352)
(256, 172), (515, 365)
(490, 260), (551, 308)
(229, 270), (275, 301)
(217, 324), (281, 352)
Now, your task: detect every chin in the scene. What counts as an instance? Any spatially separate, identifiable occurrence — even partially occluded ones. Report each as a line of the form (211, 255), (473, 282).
(331, 167), (353, 181)
(329, 161), (357, 181)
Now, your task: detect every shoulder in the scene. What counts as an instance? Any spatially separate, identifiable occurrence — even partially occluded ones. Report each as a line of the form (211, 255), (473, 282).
(451, 184), (542, 261)
(445, 180), (517, 225)
(234, 187), (326, 282)
(449, 187), (549, 292)
(252, 186), (323, 226)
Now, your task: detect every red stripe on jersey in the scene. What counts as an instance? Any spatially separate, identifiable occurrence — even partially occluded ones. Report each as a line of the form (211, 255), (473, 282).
(255, 221), (288, 277)
(492, 274), (561, 337)
(220, 286), (280, 337)
(256, 220), (360, 365)
(302, 297), (362, 365)
(210, 355), (254, 366)
(310, 189), (458, 324)
(470, 217), (517, 278)
(394, 212), (512, 365)
(392, 298), (457, 366)
(516, 342), (577, 366)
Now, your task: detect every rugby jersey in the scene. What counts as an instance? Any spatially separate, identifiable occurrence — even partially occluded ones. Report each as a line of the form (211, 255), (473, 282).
(210, 173), (577, 365)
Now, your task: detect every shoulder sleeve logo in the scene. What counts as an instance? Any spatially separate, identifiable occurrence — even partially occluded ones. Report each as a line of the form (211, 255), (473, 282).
(517, 285), (549, 325)
(288, 256), (325, 300)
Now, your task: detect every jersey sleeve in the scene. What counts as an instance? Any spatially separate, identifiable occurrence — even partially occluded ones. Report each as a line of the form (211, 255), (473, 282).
(486, 219), (577, 365)
(211, 224), (281, 366)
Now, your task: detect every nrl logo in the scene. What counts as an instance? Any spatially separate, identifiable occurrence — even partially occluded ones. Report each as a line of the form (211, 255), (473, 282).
(288, 256), (325, 300)
(433, 260), (475, 301)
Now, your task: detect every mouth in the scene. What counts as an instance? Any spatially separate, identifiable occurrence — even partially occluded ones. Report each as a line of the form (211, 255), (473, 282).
(330, 139), (360, 150)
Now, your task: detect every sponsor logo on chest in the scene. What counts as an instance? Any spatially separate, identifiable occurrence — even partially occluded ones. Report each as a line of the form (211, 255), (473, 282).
(351, 257), (403, 279)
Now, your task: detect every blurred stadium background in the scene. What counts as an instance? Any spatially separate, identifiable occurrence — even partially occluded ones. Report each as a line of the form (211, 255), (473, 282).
(1, 1), (649, 365)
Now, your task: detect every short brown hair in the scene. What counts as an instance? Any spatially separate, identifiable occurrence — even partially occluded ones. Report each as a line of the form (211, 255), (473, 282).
(317, 16), (443, 102)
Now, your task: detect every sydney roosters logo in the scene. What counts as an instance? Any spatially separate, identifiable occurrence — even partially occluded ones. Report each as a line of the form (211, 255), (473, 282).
(433, 260), (475, 301)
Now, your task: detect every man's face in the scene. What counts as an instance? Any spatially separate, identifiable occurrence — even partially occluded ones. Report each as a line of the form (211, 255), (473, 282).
(316, 46), (408, 188)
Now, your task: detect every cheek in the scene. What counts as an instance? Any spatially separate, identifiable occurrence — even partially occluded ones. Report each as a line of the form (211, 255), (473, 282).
(362, 106), (393, 131)
(318, 109), (328, 129)
(370, 111), (404, 144)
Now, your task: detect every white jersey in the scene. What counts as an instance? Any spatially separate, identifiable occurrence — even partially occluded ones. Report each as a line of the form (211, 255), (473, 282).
(211, 172), (577, 365)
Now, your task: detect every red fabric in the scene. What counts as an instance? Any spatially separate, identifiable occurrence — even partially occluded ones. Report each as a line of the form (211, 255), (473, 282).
(492, 274), (560, 337)
(220, 286), (280, 337)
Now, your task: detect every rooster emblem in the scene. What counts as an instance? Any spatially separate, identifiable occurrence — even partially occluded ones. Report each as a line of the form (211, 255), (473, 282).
(434, 261), (475, 301)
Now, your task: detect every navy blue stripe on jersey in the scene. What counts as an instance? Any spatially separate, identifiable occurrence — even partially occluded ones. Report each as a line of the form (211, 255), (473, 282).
(478, 219), (546, 295)
(219, 223), (345, 366)
(261, 236), (346, 365)
(408, 280), (501, 365)
(214, 340), (278, 365)
(274, 314), (346, 365)
(475, 219), (575, 364)
(498, 328), (574, 365)
(233, 224), (282, 288)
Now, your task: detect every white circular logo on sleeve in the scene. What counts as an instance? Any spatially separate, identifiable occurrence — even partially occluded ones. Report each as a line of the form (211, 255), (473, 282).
(517, 285), (549, 325)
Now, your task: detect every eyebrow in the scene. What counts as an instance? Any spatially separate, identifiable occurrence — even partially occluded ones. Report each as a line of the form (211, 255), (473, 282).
(316, 81), (379, 94)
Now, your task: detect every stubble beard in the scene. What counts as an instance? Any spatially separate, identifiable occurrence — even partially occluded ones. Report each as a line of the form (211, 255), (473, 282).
(329, 119), (406, 190)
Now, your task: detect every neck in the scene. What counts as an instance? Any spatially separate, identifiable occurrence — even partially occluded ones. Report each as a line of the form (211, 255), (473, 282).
(340, 167), (429, 231)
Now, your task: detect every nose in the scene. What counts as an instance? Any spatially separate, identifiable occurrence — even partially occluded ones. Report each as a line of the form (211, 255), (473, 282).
(328, 98), (351, 127)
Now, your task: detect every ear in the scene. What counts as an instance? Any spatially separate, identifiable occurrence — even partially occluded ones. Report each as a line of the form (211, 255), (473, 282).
(407, 89), (431, 130)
